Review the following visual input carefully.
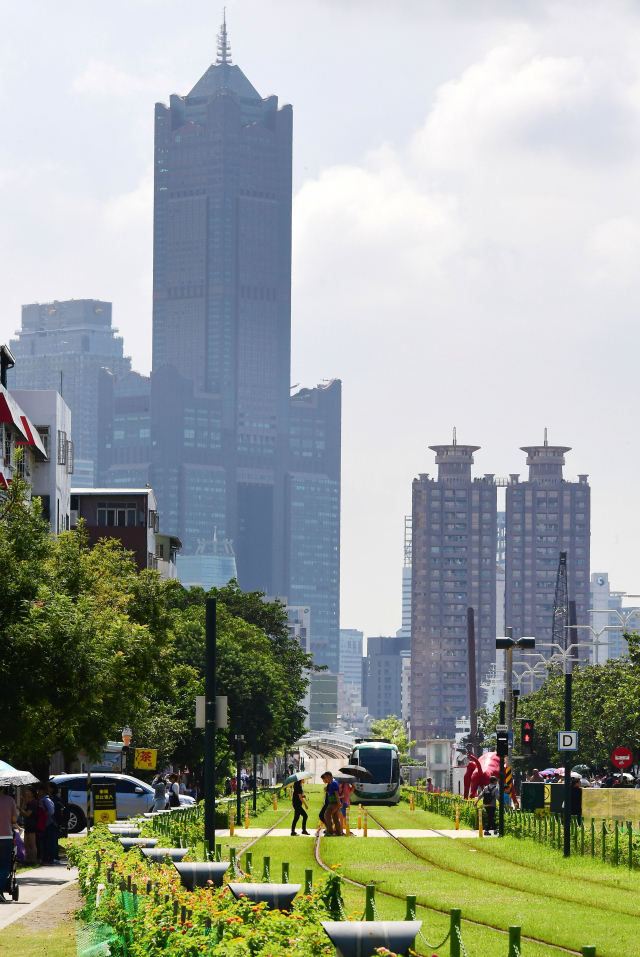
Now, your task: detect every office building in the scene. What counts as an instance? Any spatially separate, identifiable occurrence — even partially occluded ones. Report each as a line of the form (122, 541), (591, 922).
(307, 673), (338, 731)
(397, 515), (412, 641)
(589, 573), (640, 663)
(339, 629), (363, 695)
(8, 300), (130, 486)
(505, 439), (590, 669)
(410, 439), (498, 744)
(361, 636), (410, 720)
(99, 18), (341, 668)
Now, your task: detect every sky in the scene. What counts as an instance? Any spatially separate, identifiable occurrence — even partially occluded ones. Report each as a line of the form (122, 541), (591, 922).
(1, 0), (640, 637)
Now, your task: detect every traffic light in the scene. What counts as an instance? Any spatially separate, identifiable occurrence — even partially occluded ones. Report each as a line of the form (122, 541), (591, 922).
(496, 730), (509, 757)
(521, 719), (534, 756)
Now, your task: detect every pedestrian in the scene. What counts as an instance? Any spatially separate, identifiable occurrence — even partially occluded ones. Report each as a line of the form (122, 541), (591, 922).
(37, 784), (56, 865)
(151, 774), (167, 812)
(20, 787), (38, 865)
(290, 779), (310, 836)
(529, 769), (544, 783)
(168, 774), (181, 808)
(323, 772), (342, 836)
(474, 775), (499, 835)
(47, 783), (65, 863)
(318, 773), (330, 831)
(339, 779), (355, 831)
(426, 777), (434, 793)
(0, 786), (18, 901)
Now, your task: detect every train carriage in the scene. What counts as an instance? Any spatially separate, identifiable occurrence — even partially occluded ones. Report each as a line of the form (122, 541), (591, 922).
(349, 739), (401, 805)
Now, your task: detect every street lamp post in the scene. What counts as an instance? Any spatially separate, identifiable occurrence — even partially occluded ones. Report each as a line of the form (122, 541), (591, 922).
(204, 598), (217, 850)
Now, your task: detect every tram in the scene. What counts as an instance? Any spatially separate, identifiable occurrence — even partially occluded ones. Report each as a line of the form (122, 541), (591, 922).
(348, 739), (401, 805)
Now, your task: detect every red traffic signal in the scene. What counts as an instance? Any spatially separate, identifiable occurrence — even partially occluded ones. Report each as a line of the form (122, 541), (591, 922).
(521, 719), (534, 755)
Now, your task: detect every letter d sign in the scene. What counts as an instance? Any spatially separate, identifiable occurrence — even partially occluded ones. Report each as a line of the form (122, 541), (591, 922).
(558, 731), (578, 751)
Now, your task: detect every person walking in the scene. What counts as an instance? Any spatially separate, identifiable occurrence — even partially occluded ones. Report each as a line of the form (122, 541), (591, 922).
(323, 772), (342, 836)
(0, 786), (18, 900)
(475, 775), (499, 835)
(290, 779), (310, 836)
(20, 787), (39, 865)
(168, 774), (181, 808)
(151, 774), (167, 812)
(529, 769), (544, 783)
(339, 779), (355, 832)
(37, 784), (56, 865)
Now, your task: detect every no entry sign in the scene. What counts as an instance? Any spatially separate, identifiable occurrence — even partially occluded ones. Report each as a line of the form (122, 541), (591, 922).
(612, 747), (634, 769)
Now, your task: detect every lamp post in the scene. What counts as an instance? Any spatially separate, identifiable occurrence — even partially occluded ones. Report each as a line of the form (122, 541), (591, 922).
(121, 725), (132, 774)
(495, 632), (536, 836)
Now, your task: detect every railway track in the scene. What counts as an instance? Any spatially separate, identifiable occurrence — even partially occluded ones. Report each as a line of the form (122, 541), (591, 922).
(312, 814), (582, 956)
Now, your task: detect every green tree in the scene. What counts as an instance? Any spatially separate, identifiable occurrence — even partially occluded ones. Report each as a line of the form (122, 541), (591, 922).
(369, 716), (416, 764)
(479, 634), (640, 771)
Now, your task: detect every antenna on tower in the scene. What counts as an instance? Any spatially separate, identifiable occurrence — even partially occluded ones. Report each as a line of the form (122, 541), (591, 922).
(216, 8), (232, 65)
(452, 426), (457, 447)
(544, 427), (548, 447)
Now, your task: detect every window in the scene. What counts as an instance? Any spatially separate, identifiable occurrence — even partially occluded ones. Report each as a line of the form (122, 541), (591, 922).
(139, 428), (150, 439)
(36, 426), (50, 460)
(113, 431), (124, 441)
(57, 430), (67, 465)
(66, 440), (74, 474)
(97, 502), (137, 527)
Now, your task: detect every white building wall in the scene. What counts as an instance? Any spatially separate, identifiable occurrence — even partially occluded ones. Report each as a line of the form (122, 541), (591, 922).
(10, 389), (72, 534)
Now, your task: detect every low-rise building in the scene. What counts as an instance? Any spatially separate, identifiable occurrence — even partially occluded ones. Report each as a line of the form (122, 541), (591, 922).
(70, 487), (160, 572)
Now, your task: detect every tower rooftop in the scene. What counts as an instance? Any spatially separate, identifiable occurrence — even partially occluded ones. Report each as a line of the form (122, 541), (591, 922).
(188, 13), (261, 101)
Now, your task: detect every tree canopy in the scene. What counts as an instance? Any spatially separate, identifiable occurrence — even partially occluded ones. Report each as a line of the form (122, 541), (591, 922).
(0, 472), (312, 781)
(478, 635), (640, 771)
(369, 716), (416, 764)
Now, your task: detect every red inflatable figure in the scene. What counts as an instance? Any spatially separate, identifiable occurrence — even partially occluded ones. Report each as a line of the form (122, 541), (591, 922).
(463, 751), (519, 807)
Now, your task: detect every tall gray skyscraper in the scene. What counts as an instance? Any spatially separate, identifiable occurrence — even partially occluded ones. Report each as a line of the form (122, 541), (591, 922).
(99, 17), (341, 670)
(505, 439), (590, 661)
(8, 299), (130, 486)
(410, 439), (497, 743)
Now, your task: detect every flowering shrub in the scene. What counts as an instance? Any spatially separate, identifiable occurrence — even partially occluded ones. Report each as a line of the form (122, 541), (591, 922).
(67, 826), (339, 957)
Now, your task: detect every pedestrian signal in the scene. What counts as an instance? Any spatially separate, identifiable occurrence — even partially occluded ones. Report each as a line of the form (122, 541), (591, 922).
(496, 730), (509, 757)
(521, 719), (534, 756)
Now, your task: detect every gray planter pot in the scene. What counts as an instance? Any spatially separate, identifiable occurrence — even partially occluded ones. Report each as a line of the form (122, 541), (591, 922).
(174, 862), (230, 889)
(109, 828), (141, 838)
(321, 921), (422, 957)
(228, 883), (301, 911)
(118, 838), (159, 851)
(141, 847), (189, 863)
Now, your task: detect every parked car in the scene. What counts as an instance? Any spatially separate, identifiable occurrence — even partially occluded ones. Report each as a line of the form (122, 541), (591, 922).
(50, 773), (195, 832)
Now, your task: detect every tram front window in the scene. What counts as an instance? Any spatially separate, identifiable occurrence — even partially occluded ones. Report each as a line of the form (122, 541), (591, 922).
(357, 748), (392, 785)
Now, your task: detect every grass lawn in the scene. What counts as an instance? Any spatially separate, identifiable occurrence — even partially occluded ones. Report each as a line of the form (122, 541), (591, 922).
(0, 922), (75, 957)
(370, 802), (456, 830)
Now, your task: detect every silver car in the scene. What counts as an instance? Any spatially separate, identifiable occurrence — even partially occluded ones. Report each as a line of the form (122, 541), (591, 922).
(50, 773), (195, 832)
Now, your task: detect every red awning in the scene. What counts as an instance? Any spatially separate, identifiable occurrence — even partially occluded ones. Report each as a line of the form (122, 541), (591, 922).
(0, 386), (48, 458)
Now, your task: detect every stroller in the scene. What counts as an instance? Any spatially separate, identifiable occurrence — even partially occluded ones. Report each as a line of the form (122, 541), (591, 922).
(3, 832), (19, 901)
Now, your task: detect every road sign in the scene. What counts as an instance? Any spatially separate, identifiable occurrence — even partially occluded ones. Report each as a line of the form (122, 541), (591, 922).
(558, 731), (578, 751)
(496, 724), (508, 732)
(612, 746), (634, 769)
(92, 784), (117, 824)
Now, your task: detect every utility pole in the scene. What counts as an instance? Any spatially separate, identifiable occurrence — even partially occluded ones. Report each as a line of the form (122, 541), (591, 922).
(563, 623), (573, 858)
(496, 630), (536, 837)
(252, 726), (258, 813)
(498, 700), (505, 837)
(236, 715), (243, 830)
(204, 598), (216, 849)
(467, 608), (478, 753)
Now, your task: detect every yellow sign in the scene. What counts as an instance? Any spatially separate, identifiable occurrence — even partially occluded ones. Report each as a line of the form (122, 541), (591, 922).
(133, 748), (157, 770)
(93, 785), (117, 823)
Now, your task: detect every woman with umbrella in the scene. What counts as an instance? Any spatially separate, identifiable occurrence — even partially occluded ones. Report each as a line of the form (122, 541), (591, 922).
(284, 771), (311, 836)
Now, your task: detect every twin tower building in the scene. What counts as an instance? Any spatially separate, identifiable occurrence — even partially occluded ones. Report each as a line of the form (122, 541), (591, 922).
(411, 437), (590, 749)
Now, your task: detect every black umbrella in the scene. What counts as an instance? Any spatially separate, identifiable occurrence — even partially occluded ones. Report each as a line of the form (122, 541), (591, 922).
(333, 772), (357, 784)
(338, 765), (372, 780)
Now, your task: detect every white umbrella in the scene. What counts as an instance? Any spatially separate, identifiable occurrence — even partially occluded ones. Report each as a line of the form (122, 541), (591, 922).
(0, 760), (38, 787)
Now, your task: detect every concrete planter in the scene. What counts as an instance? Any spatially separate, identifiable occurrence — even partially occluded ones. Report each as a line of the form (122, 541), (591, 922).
(174, 862), (230, 889)
(321, 921), (422, 957)
(118, 838), (159, 851)
(228, 883), (301, 911)
(141, 847), (189, 862)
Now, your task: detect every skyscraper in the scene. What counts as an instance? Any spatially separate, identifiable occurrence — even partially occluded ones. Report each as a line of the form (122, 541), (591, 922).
(505, 438), (590, 662)
(8, 299), (130, 486)
(99, 16), (341, 668)
(410, 439), (497, 743)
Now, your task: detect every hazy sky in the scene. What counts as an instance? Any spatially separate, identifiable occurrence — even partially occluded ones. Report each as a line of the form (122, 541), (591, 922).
(1, 0), (640, 637)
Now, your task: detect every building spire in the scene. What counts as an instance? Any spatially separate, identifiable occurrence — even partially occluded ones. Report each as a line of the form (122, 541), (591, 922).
(544, 427), (548, 447)
(453, 426), (457, 447)
(216, 8), (232, 65)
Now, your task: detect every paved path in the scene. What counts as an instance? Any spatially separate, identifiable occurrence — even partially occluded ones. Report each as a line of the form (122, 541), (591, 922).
(215, 827), (481, 838)
(0, 864), (79, 931)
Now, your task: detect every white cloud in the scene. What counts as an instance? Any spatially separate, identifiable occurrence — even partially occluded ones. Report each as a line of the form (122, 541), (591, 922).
(73, 59), (172, 97)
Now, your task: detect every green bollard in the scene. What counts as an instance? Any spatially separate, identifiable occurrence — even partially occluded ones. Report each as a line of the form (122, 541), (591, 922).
(304, 868), (313, 895)
(614, 822), (619, 866)
(629, 822), (633, 871)
(262, 856), (271, 882)
(581, 948), (596, 956)
(364, 885), (375, 921)
(449, 908), (461, 957)
(508, 926), (521, 957)
(591, 819), (595, 858)
(581, 821), (585, 856)
(230, 847), (236, 872)
(602, 822), (607, 862)
(282, 862), (289, 883)
(245, 851), (253, 875)
(405, 894), (417, 920)
(215, 843), (222, 862)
